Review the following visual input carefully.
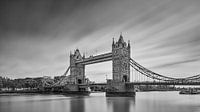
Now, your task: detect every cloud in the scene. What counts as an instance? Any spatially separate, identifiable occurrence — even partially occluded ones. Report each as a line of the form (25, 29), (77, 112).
(151, 58), (200, 69)
(0, 0), (200, 81)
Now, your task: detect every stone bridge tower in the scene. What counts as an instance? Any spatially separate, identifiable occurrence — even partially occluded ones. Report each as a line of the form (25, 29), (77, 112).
(70, 49), (85, 84)
(112, 35), (130, 82)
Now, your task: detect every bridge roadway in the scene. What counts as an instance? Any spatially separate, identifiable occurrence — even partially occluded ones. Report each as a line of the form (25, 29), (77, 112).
(78, 81), (200, 88)
(75, 52), (112, 65)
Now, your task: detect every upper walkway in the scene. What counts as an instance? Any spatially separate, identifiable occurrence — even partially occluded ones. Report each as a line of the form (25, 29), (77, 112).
(75, 52), (112, 65)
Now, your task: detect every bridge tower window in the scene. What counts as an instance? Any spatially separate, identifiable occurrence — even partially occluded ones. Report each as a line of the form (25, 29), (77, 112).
(78, 79), (82, 84)
(122, 75), (128, 82)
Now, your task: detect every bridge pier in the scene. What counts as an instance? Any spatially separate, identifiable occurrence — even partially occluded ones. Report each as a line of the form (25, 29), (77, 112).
(61, 84), (90, 96)
(106, 80), (135, 97)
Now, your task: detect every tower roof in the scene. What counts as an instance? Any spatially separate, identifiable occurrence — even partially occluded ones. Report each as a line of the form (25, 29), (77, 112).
(118, 34), (125, 43)
(74, 49), (80, 56)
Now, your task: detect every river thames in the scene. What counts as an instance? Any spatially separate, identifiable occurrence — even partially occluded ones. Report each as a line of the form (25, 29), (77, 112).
(0, 91), (200, 112)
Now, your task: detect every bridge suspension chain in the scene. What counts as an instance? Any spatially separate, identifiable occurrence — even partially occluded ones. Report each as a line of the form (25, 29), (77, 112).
(52, 66), (71, 87)
(129, 58), (200, 82)
(63, 66), (71, 76)
(130, 58), (176, 81)
(42, 66), (71, 87)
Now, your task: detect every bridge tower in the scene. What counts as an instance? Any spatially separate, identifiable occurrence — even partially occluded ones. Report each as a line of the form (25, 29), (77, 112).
(112, 35), (130, 82)
(70, 49), (85, 84)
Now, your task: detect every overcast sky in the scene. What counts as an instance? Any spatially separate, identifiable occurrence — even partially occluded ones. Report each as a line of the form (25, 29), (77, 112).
(0, 0), (200, 82)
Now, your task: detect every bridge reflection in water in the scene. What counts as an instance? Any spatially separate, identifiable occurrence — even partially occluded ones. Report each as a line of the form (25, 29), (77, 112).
(106, 97), (135, 112)
(70, 97), (85, 112)
(68, 94), (135, 112)
(1, 92), (200, 112)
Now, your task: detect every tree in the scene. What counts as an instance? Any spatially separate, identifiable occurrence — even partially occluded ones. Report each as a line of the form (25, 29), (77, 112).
(0, 76), (3, 90)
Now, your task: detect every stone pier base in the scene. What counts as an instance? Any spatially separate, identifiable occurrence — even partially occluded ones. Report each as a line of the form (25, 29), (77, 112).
(106, 80), (135, 97)
(106, 91), (135, 97)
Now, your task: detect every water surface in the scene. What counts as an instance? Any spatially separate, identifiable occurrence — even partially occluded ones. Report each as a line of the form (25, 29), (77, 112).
(0, 91), (200, 112)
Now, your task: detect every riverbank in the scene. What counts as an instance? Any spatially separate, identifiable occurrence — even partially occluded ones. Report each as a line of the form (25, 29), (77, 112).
(0, 90), (61, 95)
(0, 90), (91, 96)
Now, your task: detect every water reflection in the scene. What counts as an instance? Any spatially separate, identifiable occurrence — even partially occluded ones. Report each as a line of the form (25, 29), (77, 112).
(106, 97), (135, 112)
(1, 92), (200, 112)
(70, 97), (85, 112)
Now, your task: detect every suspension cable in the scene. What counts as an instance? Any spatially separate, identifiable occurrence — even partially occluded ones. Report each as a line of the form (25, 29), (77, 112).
(130, 58), (200, 82)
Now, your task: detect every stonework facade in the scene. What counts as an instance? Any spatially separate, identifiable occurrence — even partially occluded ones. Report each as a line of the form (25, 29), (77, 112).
(70, 49), (85, 84)
(112, 35), (130, 82)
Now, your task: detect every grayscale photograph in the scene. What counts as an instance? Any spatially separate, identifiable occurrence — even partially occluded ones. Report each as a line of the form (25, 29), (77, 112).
(0, 0), (200, 112)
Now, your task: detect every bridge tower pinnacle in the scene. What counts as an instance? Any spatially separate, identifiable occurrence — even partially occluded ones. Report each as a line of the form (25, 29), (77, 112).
(112, 35), (130, 82)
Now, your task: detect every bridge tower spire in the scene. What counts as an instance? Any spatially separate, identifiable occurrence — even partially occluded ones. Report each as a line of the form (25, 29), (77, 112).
(112, 38), (115, 46)
(112, 34), (130, 82)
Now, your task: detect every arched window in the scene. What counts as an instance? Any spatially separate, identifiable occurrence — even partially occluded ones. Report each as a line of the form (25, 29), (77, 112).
(122, 75), (128, 82)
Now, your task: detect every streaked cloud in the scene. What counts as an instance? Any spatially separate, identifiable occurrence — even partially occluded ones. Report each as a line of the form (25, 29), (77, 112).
(0, 0), (200, 82)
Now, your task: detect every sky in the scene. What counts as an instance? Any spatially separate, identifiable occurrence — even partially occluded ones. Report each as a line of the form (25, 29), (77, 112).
(0, 0), (200, 82)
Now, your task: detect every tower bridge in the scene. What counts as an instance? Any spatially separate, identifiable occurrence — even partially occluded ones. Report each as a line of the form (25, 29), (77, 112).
(43, 35), (200, 96)
(68, 35), (131, 86)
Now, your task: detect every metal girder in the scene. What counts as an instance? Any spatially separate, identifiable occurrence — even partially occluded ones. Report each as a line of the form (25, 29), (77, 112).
(75, 52), (112, 65)
(80, 57), (112, 65)
(52, 66), (71, 87)
(63, 66), (70, 76)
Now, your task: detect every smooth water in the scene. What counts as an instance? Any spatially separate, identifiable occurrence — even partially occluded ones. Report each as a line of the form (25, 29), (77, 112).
(0, 91), (200, 112)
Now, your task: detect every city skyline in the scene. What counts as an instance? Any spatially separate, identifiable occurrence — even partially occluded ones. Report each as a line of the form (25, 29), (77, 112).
(1, 0), (200, 82)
